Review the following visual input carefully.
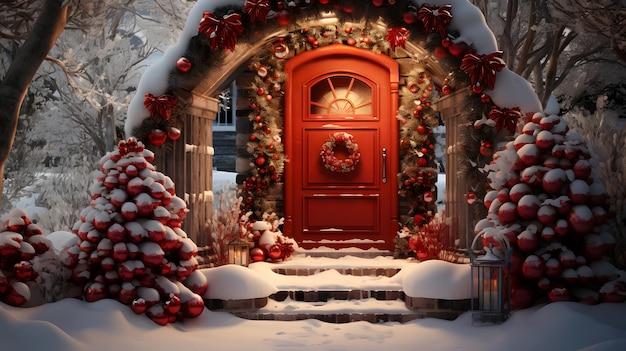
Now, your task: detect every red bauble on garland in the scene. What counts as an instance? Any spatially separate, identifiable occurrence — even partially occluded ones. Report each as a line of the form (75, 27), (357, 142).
(176, 57), (191, 73)
(276, 11), (291, 26)
(148, 129), (167, 146)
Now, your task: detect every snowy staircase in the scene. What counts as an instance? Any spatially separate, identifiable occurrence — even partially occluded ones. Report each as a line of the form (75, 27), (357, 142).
(207, 251), (471, 323)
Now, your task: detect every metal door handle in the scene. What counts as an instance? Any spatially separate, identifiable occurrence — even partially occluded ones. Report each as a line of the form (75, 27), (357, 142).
(382, 148), (387, 183)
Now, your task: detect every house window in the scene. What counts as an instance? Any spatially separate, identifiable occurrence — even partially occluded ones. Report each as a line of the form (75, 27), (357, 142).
(213, 81), (236, 131)
(309, 75), (373, 116)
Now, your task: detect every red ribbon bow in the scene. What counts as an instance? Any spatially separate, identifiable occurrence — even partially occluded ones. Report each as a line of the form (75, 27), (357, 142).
(385, 27), (410, 51)
(460, 51), (506, 90)
(244, 0), (271, 23)
(417, 4), (453, 37)
(488, 106), (523, 135)
(199, 12), (244, 51)
(144, 93), (177, 119)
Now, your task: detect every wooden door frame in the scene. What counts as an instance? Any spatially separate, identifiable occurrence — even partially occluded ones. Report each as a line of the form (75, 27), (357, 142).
(283, 44), (400, 250)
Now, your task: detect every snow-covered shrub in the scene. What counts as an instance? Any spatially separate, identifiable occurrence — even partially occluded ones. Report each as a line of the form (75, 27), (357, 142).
(246, 212), (296, 263)
(207, 184), (242, 266)
(0, 209), (59, 306)
(564, 96), (626, 269)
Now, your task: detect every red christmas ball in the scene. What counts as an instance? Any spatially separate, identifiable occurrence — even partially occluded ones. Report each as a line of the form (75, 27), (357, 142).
(548, 286), (571, 303)
(250, 247), (266, 262)
(434, 46), (447, 58)
(267, 244), (283, 260)
(510, 284), (535, 309)
(403, 12), (416, 24)
(168, 127), (181, 141)
(148, 129), (167, 146)
(522, 255), (545, 280)
(466, 191), (476, 205)
(447, 41), (469, 56)
(131, 298), (147, 314)
(255, 156), (266, 167)
(276, 11), (291, 26)
(176, 57), (191, 73)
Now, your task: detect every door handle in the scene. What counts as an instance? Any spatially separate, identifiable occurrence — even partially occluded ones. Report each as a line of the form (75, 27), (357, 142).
(382, 148), (387, 183)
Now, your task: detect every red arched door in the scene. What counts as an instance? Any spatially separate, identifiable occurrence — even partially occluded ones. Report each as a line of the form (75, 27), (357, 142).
(284, 45), (399, 250)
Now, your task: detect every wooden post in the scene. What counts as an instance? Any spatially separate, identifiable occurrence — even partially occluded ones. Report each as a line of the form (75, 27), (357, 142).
(437, 89), (472, 249)
(180, 94), (219, 249)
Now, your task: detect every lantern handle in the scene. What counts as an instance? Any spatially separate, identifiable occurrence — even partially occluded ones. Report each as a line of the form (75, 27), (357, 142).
(469, 231), (512, 261)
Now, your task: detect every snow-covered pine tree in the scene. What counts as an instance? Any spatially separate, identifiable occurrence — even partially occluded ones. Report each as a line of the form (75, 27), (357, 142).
(478, 110), (624, 308)
(61, 138), (207, 325)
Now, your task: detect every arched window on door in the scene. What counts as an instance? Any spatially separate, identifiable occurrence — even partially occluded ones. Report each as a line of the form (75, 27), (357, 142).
(309, 75), (373, 117)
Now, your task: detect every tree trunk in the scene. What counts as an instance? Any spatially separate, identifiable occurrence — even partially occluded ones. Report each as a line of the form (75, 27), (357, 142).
(0, 0), (68, 208)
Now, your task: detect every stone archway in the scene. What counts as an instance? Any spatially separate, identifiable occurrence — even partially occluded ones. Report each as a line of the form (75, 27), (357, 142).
(125, 0), (541, 253)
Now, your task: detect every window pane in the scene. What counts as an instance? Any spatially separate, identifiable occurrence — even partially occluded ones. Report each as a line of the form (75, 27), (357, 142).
(310, 75), (372, 115)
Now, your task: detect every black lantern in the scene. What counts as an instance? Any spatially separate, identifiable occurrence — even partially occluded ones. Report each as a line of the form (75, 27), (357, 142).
(228, 238), (251, 266)
(469, 232), (511, 325)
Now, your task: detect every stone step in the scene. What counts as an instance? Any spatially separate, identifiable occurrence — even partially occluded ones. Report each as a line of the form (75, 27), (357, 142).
(205, 254), (471, 324)
(232, 298), (422, 323)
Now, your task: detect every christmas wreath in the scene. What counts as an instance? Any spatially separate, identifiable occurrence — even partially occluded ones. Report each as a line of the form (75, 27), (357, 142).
(320, 132), (361, 173)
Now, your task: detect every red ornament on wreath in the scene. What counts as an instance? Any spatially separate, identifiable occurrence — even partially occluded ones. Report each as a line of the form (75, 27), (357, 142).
(320, 132), (361, 173)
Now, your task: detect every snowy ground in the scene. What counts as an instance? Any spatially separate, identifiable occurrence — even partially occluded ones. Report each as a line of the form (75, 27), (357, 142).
(1, 254), (626, 351)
